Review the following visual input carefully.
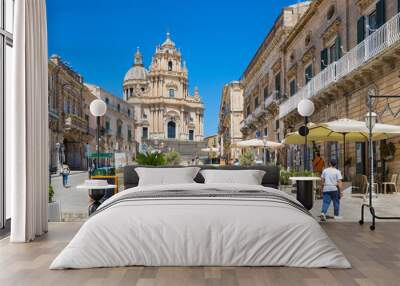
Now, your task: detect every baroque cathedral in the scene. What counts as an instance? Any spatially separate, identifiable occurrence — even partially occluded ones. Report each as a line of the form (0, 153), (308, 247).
(123, 33), (205, 156)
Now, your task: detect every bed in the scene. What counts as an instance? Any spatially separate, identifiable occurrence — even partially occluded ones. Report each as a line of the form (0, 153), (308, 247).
(50, 165), (350, 269)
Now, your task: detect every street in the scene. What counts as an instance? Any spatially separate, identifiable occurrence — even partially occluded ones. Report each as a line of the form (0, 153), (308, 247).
(51, 171), (90, 221)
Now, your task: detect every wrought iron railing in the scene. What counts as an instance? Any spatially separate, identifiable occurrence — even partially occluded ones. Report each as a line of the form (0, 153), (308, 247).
(279, 12), (400, 119)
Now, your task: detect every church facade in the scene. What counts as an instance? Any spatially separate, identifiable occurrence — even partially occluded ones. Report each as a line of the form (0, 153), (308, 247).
(124, 33), (205, 154)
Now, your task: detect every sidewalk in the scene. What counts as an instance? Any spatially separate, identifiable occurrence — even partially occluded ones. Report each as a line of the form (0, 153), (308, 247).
(51, 170), (88, 178)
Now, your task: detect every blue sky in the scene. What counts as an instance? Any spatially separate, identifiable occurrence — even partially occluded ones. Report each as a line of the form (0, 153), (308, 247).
(47, 0), (298, 136)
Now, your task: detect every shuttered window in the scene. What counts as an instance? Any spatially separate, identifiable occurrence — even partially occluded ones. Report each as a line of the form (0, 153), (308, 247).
(376, 0), (386, 28)
(274, 73), (281, 99)
(263, 86), (268, 100)
(305, 64), (313, 84)
(289, 79), (296, 97)
(320, 48), (328, 71)
(357, 16), (365, 44)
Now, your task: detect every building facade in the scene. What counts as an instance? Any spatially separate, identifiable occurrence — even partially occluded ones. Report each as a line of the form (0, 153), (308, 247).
(86, 84), (136, 162)
(48, 55), (96, 171)
(124, 33), (205, 159)
(240, 2), (310, 145)
(218, 81), (244, 163)
(242, 0), (400, 185)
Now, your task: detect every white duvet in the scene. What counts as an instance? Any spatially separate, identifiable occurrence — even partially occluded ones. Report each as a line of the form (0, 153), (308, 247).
(50, 183), (351, 269)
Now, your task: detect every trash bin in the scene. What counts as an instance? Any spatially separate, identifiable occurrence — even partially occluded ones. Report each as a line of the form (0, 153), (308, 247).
(296, 180), (314, 210)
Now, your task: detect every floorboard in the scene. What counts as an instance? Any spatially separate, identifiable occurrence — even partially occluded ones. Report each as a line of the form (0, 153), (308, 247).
(0, 222), (399, 286)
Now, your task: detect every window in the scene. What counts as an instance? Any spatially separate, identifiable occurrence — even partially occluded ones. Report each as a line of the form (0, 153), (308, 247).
(274, 73), (281, 99)
(330, 37), (341, 63)
(254, 97), (259, 108)
(117, 104), (120, 112)
(367, 10), (378, 35)
(264, 128), (268, 137)
(246, 106), (250, 117)
(105, 97), (109, 105)
(357, 0), (385, 43)
(117, 122), (122, 137)
(289, 79), (296, 97)
(305, 64), (313, 84)
(169, 89), (175, 97)
(188, 130), (194, 141)
(128, 129), (132, 140)
(168, 61), (173, 71)
(275, 120), (280, 130)
(2, 0), (14, 228)
(263, 86), (268, 100)
(128, 109), (131, 117)
(142, 127), (148, 139)
(167, 121), (176, 139)
(105, 121), (110, 131)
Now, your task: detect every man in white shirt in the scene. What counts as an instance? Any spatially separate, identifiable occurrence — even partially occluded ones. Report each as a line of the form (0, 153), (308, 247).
(320, 159), (343, 221)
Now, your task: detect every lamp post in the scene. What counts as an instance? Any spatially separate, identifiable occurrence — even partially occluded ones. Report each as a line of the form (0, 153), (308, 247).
(297, 99), (315, 171)
(359, 89), (400, 230)
(90, 99), (107, 170)
(55, 142), (61, 173)
(365, 104), (377, 209)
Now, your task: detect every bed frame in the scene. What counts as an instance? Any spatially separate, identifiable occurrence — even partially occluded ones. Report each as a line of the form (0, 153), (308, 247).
(123, 165), (280, 190)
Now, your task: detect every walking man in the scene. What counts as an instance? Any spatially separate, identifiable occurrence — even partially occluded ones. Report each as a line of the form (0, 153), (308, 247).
(61, 163), (70, 188)
(320, 159), (343, 221)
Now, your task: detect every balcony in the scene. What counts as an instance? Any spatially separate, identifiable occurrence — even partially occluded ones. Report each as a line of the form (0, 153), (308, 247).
(240, 114), (256, 132)
(64, 114), (88, 133)
(279, 12), (400, 119)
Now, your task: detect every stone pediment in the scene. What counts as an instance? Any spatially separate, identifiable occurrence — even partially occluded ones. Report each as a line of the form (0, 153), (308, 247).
(356, 0), (375, 12)
(272, 59), (281, 74)
(287, 63), (297, 79)
(322, 18), (341, 45)
(301, 46), (315, 64)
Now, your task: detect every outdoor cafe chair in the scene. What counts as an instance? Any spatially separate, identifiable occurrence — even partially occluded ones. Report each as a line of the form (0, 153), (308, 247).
(382, 174), (398, 194)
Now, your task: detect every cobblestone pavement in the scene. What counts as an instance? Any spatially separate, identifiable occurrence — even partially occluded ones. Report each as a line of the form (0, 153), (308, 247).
(51, 173), (400, 223)
(51, 172), (89, 221)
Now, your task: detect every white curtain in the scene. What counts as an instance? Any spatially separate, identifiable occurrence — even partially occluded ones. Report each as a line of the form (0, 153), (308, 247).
(7, 0), (49, 242)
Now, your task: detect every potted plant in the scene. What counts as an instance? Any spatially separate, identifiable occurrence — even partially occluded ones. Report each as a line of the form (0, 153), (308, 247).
(279, 168), (295, 193)
(136, 151), (166, 166)
(48, 184), (61, 222)
(380, 141), (396, 161)
(239, 151), (255, 166)
(165, 151), (181, 166)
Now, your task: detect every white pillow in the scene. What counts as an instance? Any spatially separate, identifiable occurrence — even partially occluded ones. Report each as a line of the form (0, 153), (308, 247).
(136, 167), (200, 186)
(200, 169), (265, 185)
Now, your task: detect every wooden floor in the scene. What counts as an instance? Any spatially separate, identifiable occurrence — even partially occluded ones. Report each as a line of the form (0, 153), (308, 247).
(0, 222), (399, 286)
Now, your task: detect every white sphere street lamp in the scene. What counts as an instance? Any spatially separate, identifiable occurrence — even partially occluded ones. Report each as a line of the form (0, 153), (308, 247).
(90, 99), (107, 170)
(297, 99), (315, 171)
(90, 99), (107, 117)
(297, 98), (315, 117)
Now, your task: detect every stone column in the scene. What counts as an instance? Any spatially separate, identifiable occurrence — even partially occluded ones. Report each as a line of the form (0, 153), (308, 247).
(180, 107), (185, 140)
(160, 107), (165, 138)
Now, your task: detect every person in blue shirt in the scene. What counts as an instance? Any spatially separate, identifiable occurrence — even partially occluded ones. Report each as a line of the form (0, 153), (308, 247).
(320, 159), (343, 221)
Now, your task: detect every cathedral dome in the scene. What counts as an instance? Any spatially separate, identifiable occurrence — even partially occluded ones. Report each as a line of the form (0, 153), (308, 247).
(124, 47), (148, 82)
